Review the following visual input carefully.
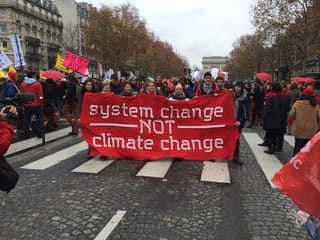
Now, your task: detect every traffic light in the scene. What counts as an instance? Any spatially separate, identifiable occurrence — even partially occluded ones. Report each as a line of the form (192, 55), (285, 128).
(275, 68), (279, 76)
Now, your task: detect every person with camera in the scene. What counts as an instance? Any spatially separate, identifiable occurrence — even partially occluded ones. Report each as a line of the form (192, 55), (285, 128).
(0, 105), (19, 193)
(0, 105), (17, 154)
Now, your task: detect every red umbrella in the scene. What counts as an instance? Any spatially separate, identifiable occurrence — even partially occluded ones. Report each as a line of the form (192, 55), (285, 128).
(41, 70), (65, 79)
(255, 72), (272, 81)
(291, 77), (315, 84)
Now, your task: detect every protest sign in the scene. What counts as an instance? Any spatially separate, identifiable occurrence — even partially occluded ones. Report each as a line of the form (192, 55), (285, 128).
(0, 49), (13, 70)
(80, 91), (240, 160)
(63, 51), (89, 75)
(55, 54), (73, 73)
(10, 34), (25, 67)
(272, 132), (320, 219)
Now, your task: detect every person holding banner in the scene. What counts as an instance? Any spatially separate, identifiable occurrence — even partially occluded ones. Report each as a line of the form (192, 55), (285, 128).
(101, 79), (111, 92)
(168, 82), (189, 100)
(232, 80), (249, 165)
(120, 82), (135, 96)
(142, 81), (160, 95)
(194, 72), (218, 97)
(215, 76), (227, 94)
(78, 79), (97, 159)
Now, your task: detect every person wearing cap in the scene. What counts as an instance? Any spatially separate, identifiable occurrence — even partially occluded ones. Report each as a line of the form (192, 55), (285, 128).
(288, 87), (320, 155)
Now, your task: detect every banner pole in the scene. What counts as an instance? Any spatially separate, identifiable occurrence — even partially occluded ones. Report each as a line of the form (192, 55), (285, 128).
(14, 33), (24, 78)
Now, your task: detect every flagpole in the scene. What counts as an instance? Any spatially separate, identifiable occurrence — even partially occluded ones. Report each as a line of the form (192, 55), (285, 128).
(14, 33), (24, 79)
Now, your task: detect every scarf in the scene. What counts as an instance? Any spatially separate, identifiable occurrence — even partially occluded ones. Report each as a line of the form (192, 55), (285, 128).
(24, 77), (36, 84)
(203, 83), (213, 95)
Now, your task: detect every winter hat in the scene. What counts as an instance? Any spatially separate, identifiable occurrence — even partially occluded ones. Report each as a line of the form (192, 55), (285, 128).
(8, 71), (17, 83)
(271, 82), (282, 92)
(302, 87), (315, 97)
(235, 80), (245, 89)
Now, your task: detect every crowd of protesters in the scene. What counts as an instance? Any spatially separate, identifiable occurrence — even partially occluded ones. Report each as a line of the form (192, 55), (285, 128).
(0, 69), (319, 161)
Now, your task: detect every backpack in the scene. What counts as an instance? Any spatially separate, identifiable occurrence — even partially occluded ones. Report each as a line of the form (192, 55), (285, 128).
(0, 155), (19, 193)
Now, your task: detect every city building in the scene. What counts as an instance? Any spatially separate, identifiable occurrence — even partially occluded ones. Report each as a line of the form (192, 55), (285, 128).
(202, 56), (228, 72)
(53, 0), (99, 76)
(0, 0), (63, 71)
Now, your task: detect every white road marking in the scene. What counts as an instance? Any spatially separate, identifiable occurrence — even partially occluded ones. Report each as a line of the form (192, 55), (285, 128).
(284, 134), (294, 147)
(242, 132), (283, 188)
(7, 127), (74, 155)
(201, 161), (230, 183)
(72, 157), (115, 174)
(94, 210), (126, 240)
(136, 158), (173, 178)
(20, 141), (87, 170)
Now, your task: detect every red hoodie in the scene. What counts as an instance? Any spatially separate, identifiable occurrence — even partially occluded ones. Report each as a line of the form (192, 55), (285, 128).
(20, 81), (43, 107)
(0, 121), (13, 155)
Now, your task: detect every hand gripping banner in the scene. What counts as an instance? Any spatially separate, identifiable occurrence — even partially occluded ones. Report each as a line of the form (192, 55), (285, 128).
(80, 91), (240, 161)
(272, 132), (320, 219)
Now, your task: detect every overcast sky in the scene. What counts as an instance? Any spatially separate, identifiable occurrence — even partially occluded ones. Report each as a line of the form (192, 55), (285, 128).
(85, 0), (256, 68)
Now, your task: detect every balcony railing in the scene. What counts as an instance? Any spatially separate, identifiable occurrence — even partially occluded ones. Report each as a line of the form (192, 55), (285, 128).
(26, 52), (42, 60)
(10, 2), (63, 27)
(25, 36), (41, 45)
(47, 42), (60, 50)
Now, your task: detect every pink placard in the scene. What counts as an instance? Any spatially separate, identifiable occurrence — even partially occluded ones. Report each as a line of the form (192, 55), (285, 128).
(63, 51), (89, 75)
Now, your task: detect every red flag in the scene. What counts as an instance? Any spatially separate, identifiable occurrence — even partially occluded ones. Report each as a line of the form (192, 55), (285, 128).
(272, 132), (320, 218)
(80, 91), (240, 160)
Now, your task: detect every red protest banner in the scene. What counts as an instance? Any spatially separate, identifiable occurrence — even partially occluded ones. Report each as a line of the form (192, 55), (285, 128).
(272, 132), (320, 219)
(63, 51), (89, 75)
(80, 91), (240, 161)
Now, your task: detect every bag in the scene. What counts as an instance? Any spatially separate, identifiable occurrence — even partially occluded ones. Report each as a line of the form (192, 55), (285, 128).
(305, 216), (320, 240)
(0, 155), (19, 193)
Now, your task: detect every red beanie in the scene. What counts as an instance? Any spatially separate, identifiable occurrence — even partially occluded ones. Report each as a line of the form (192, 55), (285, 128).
(302, 87), (315, 97)
(8, 72), (17, 83)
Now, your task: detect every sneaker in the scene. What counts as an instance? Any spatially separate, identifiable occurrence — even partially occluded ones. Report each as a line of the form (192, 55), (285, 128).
(258, 143), (268, 146)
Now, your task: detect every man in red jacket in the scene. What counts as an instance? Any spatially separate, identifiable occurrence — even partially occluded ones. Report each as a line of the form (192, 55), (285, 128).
(20, 71), (43, 138)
